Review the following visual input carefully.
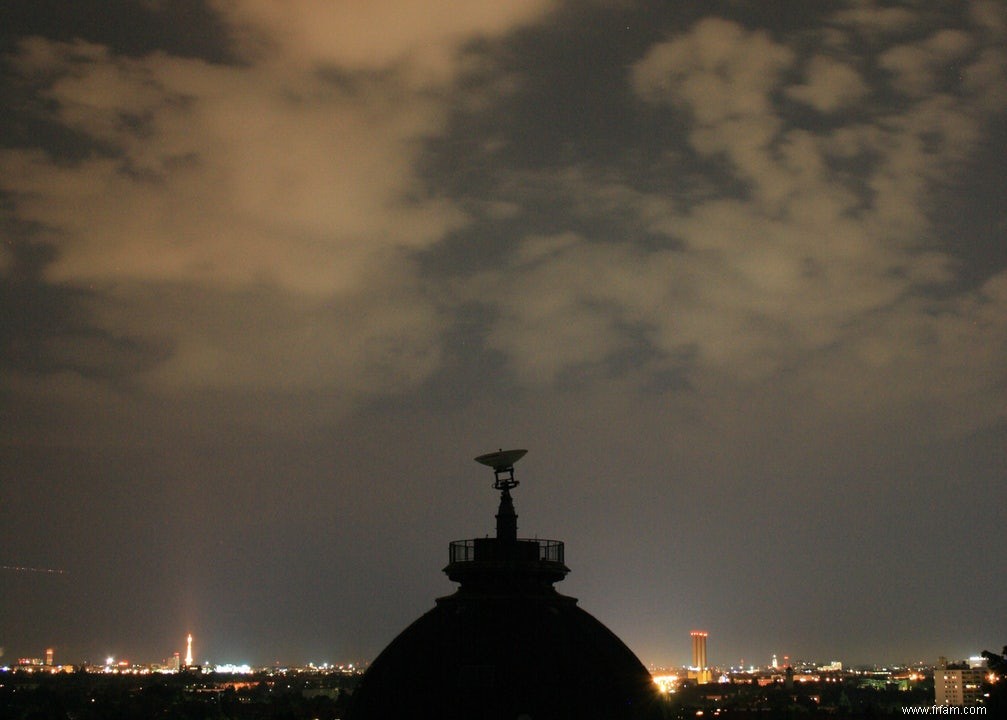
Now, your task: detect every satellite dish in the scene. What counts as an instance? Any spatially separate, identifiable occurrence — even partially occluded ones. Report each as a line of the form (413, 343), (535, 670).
(475, 449), (527, 492)
(474, 449), (527, 471)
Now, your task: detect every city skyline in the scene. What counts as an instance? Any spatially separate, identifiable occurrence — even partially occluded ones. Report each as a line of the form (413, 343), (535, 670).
(2, 1), (1005, 667)
(3, 628), (995, 674)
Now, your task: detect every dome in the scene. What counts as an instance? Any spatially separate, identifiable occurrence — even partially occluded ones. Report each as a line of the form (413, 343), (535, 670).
(346, 451), (663, 720)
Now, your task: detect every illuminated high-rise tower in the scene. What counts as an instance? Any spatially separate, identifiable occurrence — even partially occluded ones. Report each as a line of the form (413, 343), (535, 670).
(691, 631), (707, 669)
(185, 634), (193, 666)
(690, 631), (711, 683)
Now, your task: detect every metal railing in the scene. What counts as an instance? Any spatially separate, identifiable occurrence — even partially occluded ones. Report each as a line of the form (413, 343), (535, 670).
(449, 538), (564, 564)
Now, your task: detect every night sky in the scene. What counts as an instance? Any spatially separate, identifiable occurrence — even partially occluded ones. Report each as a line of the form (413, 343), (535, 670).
(2, 1), (1005, 669)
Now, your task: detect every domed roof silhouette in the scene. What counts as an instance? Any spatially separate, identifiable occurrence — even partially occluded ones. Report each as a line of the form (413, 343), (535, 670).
(346, 450), (663, 720)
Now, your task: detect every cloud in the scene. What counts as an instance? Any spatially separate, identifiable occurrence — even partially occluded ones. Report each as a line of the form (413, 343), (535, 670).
(970, 0), (1007, 38)
(0, 49), (453, 401)
(0, 2), (553, 400)
(631, 17), (794, 127)
(476, 233), (661, 384)
(2, 1), (1004, 441)
(3, 51), (459, 295)
(471, 9), (1007, 438)
(786, 55), (868, 113)
(879, 30), (972, 98)
(830, 4), (919, 39)
(799, 269), (1007, 435)
(214, 0), (553, 82)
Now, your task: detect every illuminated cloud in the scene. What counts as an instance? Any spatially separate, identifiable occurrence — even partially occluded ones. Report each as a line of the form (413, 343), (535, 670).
(472, 7), (1007, 437)
(0, 1), (554, 400)
(214, 0), (553, 81)
(831, 4), (919, 38)
(879, 30), (972, 98)
(785, 56), (867, 113)
(630, 18), (794, 127)
(3, 44), (459, 294)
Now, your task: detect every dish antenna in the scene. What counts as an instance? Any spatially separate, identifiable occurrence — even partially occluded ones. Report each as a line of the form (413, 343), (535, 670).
(475, 449), (527, 491)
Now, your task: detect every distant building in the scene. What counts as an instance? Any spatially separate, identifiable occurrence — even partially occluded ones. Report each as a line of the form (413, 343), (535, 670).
(690, 631), (712, 684)
(691, 631), (707, 670)
(935, 662), (986, 706)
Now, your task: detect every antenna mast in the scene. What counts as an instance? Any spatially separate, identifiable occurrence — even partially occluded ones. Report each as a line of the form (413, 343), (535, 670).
(474, 449), (528, 542)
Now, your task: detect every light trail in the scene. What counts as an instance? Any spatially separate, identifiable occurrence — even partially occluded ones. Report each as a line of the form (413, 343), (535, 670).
(1, 564), (67, 575)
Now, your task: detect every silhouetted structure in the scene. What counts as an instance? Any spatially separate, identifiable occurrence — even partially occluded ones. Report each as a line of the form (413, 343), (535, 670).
(346, 450), (663, 719)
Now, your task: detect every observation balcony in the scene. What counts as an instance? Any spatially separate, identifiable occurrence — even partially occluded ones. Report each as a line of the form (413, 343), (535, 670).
(443, 537), (570, 594)
(449, 538), (565, 564)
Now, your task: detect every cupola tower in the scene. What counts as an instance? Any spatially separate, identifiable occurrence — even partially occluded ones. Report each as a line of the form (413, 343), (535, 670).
(346, 450), (663, 719)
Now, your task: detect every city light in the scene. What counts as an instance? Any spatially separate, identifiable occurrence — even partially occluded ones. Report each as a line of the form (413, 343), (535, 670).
(214, 663), (252, 674)
(653, 674), (679, 694)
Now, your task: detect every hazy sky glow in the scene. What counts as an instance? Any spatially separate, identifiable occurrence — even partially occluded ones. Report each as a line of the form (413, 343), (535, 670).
(2, 1), (1005, 668)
